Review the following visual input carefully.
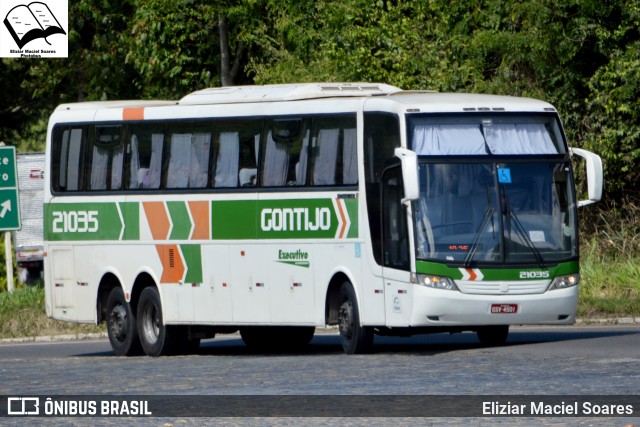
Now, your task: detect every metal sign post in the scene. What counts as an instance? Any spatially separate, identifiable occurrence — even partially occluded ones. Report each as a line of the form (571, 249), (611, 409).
(0, 146), (21, 293)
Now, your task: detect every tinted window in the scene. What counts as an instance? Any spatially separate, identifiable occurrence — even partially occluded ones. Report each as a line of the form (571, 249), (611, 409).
(309, 116), (357, 186)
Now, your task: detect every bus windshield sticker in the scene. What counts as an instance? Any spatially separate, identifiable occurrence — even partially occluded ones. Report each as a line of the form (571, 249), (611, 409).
(497, 167), (512, 184)
(529, 230), (546, 243)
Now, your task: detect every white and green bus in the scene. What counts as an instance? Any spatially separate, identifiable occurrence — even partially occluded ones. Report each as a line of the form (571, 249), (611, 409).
(44, 83), (603, 356)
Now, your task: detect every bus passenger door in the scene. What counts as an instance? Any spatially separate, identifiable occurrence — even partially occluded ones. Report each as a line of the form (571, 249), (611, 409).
(381, 167), (413, 326)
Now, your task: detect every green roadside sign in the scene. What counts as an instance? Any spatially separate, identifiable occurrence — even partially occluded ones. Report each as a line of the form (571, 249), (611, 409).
(0, 146), (21, 231)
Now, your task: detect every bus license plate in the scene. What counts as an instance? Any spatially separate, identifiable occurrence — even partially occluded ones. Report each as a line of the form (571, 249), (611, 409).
(491, 304), (518, 314)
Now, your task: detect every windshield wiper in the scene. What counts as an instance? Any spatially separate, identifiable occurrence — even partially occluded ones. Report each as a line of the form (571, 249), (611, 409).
(464, 183), (496, 267)
(463, 206), (494, 267)
(501, 190), (545, 269)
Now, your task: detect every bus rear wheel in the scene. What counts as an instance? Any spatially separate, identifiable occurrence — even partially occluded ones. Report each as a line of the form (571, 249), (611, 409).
(338, 282), (373, 354)
(476, 325), (510, 346)
(105, 287), (141, 356)
(137, 287), (178, 357)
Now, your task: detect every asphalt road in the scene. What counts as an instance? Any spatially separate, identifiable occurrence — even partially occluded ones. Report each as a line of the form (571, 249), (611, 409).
(0, 325), (638, 426)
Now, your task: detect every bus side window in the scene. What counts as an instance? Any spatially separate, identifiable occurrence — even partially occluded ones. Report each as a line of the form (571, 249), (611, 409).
(166, 132), (211, 189)
(239, 133), (260, 187)
(128, 127), (164, 190)
(310, 116), (357, 186)
(166, 134), (190, 188)
(189, 133), (211, 188)
(261, 118), (307, 187)
(382, 166), (409, 270)
(364, 113), (401, 265)
(55, 127), (85, 192)
(312, 128), (338, 185)
(88, 126), (123, 191)
(214, 132), (240, 187)
(213, 120), (261, 188)
(54, 128), (70, 191)
(342, 127), (357, 184)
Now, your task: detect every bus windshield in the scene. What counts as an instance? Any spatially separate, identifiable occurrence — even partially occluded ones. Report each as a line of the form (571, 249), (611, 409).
(413, 161), (577, 265)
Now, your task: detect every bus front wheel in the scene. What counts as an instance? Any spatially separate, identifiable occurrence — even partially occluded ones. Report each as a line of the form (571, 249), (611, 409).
(137, 287), (178, 357)
(105, 287), (141, 356)
(338, 283), (373, 354)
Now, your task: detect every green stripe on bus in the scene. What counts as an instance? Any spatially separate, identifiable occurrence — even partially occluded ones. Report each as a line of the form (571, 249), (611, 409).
(211, 200), (258, 240)
(45, 197), (359, 241)
(415, 260), (579, 280)
(181, 244), (203, 283)
(344, 198), (358, 238)
(211, 198), (357, 240)
(44, 203), (123, 241)
(120, 202), (139, 240)
(167, 201), (192, 240)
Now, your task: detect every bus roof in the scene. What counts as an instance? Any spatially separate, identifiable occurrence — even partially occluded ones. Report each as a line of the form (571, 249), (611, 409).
(50, 84), (557, 115)
(179, 83), (402, 105)
(373, 91), (558, 113)
(53, 100), (176, 111)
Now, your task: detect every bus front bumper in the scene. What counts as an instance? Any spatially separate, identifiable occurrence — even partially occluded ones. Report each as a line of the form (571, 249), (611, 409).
(410, 285), (578, 326)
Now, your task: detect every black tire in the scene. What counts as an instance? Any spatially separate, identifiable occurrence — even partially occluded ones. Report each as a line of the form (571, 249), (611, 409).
(240, 327), (270, 350)
(286, 326), (315, 350)
(105, 287), (142, 356)
(476, 325), (510, 346)
(136, 287), (179, 357)
(338, 282), (373, 354)
(240, 326), (315, 352)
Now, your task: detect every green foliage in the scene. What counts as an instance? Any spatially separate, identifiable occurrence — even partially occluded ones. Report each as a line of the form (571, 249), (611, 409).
(579, 243), (640, 317)
(576, 197), (640, 316)
(0, 283), (40, 313)
(1, 0), (639, 202)
(586, 41), (640, 198)
(124, 0), (219, 98)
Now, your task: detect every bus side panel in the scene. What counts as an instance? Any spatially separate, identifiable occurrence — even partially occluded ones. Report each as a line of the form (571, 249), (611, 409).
(46, 246), (76, 321)
(359, 244), (386, 326)
(230, 243), (270, 323)
(267, 243), (316, 324)
(197, 244), (233, 323)
(71, 245), (100, 323)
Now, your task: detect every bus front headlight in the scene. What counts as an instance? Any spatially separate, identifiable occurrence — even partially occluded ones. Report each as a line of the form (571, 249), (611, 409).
(415, 274), (459, 291)
(548, 274), (580, 290)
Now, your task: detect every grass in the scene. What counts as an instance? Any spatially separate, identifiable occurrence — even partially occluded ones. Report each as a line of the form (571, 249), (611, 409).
(577, 197), (640, 318)
(0, 198), (638, 339)
(0, 283), (104, 340)
(578, 250), (640, 317)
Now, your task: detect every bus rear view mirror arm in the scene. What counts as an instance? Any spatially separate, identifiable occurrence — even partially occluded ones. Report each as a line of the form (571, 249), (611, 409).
(571, 147), (603, 207)
(394, 148), (420, 205)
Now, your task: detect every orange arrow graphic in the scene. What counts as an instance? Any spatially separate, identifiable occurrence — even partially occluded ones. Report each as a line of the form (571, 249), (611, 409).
(156, 245), (185, 283)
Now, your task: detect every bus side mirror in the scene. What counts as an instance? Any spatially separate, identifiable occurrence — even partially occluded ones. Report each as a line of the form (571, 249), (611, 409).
(394, 148), (419, 204)
(571, 147), (603, 207)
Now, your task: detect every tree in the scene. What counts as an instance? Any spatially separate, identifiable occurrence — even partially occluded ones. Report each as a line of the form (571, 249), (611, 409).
(1, 0), (639, 203)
